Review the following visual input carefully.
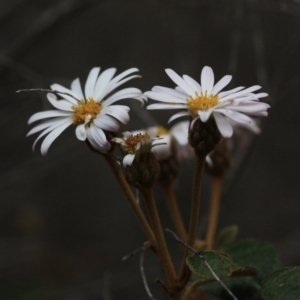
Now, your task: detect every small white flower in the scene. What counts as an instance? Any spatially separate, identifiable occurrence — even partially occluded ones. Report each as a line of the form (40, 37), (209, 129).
(111, 132), (159, 167)
(27, 67), (146, 155)
(130, 121), (194, 161)
(145, 66), (269, 138)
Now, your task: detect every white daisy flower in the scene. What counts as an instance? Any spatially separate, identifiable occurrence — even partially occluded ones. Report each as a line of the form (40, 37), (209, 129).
(111, 132), (160, 167)
(27, 67), (146, 155)
(145, 66), (270, 138)
(134, 122), (193, 161)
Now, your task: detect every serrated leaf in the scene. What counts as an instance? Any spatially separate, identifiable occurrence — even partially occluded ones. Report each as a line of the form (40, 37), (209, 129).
(261, 266), (300, 300)
(222, 239), (282, 281)
(216, 225), (239, 248)
(186, 250), (233, 280)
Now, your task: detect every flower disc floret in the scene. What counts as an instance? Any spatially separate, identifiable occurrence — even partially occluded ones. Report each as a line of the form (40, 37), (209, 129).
(187, 92), (219, 117)
(72, 98), (101, 125)
(124, 133), (151, 153)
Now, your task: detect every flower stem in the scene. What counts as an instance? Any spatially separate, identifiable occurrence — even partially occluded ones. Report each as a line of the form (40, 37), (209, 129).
(103, 155), (156, 247)
(205, 176), (223, 250)
(178, 155), (206, 282)
(162, 184), (187, 242)
(140, 187), (177, 285)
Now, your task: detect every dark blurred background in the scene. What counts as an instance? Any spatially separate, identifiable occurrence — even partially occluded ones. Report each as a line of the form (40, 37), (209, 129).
(1, 0), (300, 299)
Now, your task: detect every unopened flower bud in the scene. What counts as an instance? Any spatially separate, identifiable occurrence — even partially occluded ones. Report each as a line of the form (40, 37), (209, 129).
(125, 152), (160, 189)
(111, 132), (161, 188)
(189, 116), (221, 157)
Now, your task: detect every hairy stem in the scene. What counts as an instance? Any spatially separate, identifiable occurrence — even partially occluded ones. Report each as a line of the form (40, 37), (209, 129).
(206, 176), (223, 250)
(141, 188), (178, 285)
(178, 155), (206, 283)
(104, 155), (156, 247)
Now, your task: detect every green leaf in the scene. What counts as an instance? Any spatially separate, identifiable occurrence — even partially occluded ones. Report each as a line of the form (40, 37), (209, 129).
(186, 250), (233, 280)
(222, 239), (282, 281)
(215, 225), (239, 248)
(261, 267), (300, 300)
(201, 277), (263, 300)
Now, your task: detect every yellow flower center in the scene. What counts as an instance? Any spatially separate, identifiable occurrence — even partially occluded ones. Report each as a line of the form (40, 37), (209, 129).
(72, 98), (101, 125)
(124, 133), (151, 153)
(187, 92), (219, 117)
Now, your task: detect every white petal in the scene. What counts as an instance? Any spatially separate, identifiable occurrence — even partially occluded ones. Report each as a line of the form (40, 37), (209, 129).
(211, 75), (232, 95)
(86, 127), (110, 153)
(75, 124), (87, 141)
(94, 68), (117, 100)
(50, 84), (78, 104)
(218, 86), (245, 98)
(252, 92), (268, 99)
(168, 111), (189, 123)
(165, 69), (195, 96)
(152, 86), (187, 98)
(213, 112), (233, 137)
(47, 93), (73, 111)
(93, 114), (120, 131)
(108, 68), (139, 86)
(201, 66), (214, 94)
(152, 136), (171, 160)
(71, 78), (84, 100)
(123, 154), (135, 167)
(147, 103), (187, 110)
(198, 110), (213, 122)
(175, 86), (186, 94)
(103, 88), (144, 107)
(40, 119), (73, 155)
(101, 68), (140, 98)
(105, 75), (142, 98)
(28, 110), (72, 124)
(27, 117), (70, 136)
(220, 85), (261, 101)
(85, 67), (100, 98)
(31, 118), (73, 151)
(144, 91), (186, 104)
(214, 109), (253, 124)
(226, 102), (269, 114)
(183, 75), (202, 93)
(170, 121), (189, 145)
(89, 125), (108, 147)
(101, 105), (130, 124)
